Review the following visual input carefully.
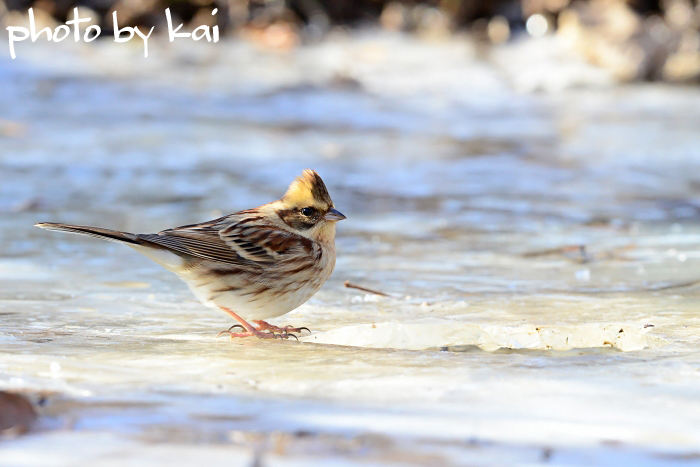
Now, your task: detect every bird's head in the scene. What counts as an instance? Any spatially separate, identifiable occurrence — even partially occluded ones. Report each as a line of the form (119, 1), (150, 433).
(275, 169), (345, 242)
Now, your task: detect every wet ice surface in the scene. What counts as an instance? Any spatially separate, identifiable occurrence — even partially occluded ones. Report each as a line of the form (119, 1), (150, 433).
(2, 33), (700, 466)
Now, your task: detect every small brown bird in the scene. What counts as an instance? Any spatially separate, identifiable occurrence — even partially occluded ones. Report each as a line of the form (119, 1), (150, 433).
(35, 169), (345, 340)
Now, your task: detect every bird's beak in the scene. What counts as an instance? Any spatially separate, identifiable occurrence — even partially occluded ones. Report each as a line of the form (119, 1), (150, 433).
(324, 208), (346, 222)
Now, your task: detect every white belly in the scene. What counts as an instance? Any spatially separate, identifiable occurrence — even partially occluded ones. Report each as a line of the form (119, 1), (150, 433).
(194, 278), (326, 321)
(179, 249), (335, 321)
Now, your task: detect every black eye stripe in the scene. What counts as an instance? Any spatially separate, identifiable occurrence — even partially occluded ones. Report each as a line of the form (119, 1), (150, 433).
(277, 208), (319, 231)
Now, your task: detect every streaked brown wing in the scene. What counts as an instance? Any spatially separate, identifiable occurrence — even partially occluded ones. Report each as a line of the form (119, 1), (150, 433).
(136, 214), (311, 268)
(220, 224), (313, 263)
(137, 228), (252, 266)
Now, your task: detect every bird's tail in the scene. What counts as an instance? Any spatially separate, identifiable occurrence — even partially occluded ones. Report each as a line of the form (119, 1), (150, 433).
(34, 222), (141, 245)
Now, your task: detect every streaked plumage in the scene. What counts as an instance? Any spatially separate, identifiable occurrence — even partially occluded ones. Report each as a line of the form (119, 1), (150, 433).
(35, 169), (345, 339)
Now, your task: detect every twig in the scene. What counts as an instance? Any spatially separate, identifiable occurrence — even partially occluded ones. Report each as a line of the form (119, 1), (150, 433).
(646, 279), (700, 291)
(344, 281), (391, 297)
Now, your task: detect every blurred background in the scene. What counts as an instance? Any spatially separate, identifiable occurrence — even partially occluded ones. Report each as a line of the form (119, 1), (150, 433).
(2, 1), (700, 466)
(2, 0), (700, 81)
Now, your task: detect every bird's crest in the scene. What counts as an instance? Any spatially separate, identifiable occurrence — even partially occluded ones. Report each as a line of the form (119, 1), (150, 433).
(283, 169), (333, 207)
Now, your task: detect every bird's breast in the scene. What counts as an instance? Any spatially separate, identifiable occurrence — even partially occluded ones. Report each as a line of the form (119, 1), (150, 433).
(178, 241), (336, 321)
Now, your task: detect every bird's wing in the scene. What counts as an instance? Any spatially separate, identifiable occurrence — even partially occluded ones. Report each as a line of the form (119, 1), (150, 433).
(134, 215), (248, 266)
(137, 215), (311, 268)
(218, 222), (313, 264)
(137, 229), (248, 266)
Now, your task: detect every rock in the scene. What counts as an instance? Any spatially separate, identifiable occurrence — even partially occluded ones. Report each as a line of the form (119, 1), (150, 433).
(0, 391), (37, 435)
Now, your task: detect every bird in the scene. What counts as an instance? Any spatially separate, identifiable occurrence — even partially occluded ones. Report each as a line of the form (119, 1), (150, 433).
(35, 169), (345, 340)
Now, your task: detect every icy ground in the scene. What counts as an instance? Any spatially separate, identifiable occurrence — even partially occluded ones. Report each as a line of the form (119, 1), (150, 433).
(1, 32), (700, 466)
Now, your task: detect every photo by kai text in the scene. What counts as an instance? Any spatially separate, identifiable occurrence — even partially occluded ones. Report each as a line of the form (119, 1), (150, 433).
(6, 7), (220, 59)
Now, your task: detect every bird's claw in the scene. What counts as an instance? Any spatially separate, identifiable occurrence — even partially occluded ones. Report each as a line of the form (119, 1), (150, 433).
(217, 321), (309, 340)
(216, 330), (291, 340)
(217, 324), (245, 338)
(253, 321), (311, 336)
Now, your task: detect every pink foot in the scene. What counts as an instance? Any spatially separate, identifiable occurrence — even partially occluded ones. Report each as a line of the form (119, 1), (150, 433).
(216, 329), (288, 339)
(253, 320), (311, 335)
(215, 307), (309, 341)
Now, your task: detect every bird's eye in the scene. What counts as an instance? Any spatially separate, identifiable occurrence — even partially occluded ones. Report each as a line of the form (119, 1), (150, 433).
(300, 207), (315, 217)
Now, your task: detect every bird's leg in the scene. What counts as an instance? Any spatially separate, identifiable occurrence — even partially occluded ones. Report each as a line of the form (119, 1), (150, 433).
(253, 320), (311, 336)
(216, 307), (288, 339)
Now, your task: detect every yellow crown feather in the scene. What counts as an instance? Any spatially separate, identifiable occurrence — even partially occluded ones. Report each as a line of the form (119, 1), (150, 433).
(283, 169), (333, 207)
